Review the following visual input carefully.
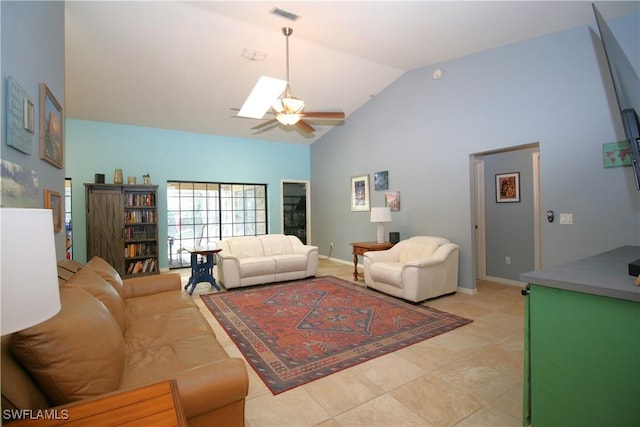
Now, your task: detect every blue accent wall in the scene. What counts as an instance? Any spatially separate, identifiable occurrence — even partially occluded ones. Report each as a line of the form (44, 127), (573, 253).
(66, 119), (310, 267)
(1, 1), (66, 258)
(311, 14), (640, 290)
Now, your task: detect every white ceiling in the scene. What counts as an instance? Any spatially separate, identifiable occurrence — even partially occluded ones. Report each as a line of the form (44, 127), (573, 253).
(64, 1), (639, 144)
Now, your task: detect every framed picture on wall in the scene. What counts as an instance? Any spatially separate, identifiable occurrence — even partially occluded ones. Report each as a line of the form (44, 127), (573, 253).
(351, 174), (370, 211)
(496, 172), (520, 203)
(40, 83), (64, 169)
(384, 191), (400, 211)
(44, 189), (62, 233)
(374, 170), (389, 190)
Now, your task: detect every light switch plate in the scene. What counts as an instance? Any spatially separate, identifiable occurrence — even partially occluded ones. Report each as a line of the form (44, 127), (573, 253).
(559, 213), (573, 224)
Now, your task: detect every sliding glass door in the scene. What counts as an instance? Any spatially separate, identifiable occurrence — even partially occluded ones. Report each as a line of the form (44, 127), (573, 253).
(167, 181), (267, 268)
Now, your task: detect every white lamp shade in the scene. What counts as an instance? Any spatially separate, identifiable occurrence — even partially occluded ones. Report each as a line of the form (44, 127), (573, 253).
(370, 207), (392, 223)
(1, 208), (61, 335)
(370, 207), (392, 243)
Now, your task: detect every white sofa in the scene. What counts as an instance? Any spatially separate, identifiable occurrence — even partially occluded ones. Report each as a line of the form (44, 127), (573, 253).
(363, 236), (459, 302)
(215, 234), (319, 289)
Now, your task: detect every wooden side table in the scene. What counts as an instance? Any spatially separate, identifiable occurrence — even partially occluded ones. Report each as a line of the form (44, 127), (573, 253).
(185, 248), (222, 295)
(9, 380), (187, 426)
(351, 241), (394, 281)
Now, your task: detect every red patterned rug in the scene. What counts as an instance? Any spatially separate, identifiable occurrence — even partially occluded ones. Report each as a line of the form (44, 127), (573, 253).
(201, 276), (472, 394)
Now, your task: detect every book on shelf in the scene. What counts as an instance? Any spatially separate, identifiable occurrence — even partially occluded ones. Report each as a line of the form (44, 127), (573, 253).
(127, 258), (157, 275)
(132, 261), (143, 274)
(126, 193), (156, 208)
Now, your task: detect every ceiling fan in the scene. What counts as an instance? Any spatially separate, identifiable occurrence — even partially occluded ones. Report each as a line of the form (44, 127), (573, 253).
(236, 27), (345, 134)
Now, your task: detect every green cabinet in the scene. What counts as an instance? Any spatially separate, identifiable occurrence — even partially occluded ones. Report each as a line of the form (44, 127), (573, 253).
(525, 285), (639, 426)
(522, 246), (640, 427)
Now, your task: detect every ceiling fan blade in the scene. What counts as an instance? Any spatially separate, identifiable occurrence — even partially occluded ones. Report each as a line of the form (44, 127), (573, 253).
(300, 112), (345, 119)
(296, 119), (315, 133)
(252, 119), (278, 130)
(252, 122), (280, 134)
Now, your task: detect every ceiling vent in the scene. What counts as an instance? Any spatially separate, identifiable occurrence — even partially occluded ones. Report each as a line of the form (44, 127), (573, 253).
(241, 48), (266, 61)
(270, 7), (299, 21)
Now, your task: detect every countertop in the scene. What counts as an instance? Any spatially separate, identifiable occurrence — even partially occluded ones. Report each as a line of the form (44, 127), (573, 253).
(520, 246), (640, 302)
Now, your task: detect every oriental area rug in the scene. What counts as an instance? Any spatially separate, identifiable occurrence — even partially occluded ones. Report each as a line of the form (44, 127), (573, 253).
(200, 276), (472, 394)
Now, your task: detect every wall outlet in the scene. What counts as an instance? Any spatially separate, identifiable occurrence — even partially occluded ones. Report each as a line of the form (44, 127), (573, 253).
(505, 256), (511, 265)
(330, 242), (334, 248)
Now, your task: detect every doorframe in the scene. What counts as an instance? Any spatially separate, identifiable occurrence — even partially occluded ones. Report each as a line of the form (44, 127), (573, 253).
(473, 158), (487, 280)
(471, 145), (541, 285)
(533, 152), (542, 270)
(281, 180), (311, 243)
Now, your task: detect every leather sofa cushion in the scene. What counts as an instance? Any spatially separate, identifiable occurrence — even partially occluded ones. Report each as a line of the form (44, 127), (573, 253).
(57, 259), (84, 283)
(85, 256), (125, 298)
(238, 257), (275, 278)
(227, 237), (265, 258)
(10, 288), (125, 405)
(126, 290), (196, 318)
(120, 334), (230, 390)
(273, 254), (307, 272)
(398, 240), (439, 263)
(370, 262), (403, 288)
(125, 307), (213, 353)
(1, 336), (51, 411)
(64, 266), (127, 332)
(260, 235), (293, 256)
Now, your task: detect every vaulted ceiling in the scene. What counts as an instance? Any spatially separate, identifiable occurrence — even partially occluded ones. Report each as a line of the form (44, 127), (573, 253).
(64, 1), (639, 144)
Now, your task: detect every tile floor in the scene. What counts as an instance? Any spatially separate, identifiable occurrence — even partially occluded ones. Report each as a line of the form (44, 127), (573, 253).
(178, 258), (525, 427)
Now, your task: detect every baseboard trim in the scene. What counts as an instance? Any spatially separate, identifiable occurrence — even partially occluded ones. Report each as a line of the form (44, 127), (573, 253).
(328, 257), (353, 266)
(457, 286), (477, 295)
(320, 256), (354, 266)
(483, 275), (527, 288)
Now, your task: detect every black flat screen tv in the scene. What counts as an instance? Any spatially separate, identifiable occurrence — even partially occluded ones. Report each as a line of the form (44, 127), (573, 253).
(593, 3), (640, 190)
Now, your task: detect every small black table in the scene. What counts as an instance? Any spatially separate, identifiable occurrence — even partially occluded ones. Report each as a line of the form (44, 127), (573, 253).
(184, 249), (222, 295)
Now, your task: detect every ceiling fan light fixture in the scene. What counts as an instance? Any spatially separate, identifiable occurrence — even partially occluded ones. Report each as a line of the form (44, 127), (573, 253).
(272, 96), (305, 114)
(237, 26), (343, 134)
(276, 113), (301, 125)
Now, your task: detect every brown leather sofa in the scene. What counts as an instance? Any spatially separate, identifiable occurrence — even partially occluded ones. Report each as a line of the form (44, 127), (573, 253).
(1, 257), (248, 426)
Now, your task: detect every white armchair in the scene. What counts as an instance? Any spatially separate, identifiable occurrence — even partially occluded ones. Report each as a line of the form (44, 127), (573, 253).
(363, 236), (459, 302)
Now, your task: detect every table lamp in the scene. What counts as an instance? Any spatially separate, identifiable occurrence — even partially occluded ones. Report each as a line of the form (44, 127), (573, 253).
(1, 208), (61, 335)
(370, 207), (392, 243)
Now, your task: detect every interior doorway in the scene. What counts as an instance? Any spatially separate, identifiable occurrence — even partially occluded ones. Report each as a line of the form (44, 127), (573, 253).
(282, 180), (310, 244)
(472, 144), (541, 284)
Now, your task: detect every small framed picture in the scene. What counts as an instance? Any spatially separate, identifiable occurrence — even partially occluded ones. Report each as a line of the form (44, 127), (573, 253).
(44, 189), (63, 233)
(374, 170), (389, 190)
(40, 83), (64, 169)
(496, 172), (520, 203)
(385, 191), (401, 211)
(603, 141), (632, 168)
(351, 174), (370, 211)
